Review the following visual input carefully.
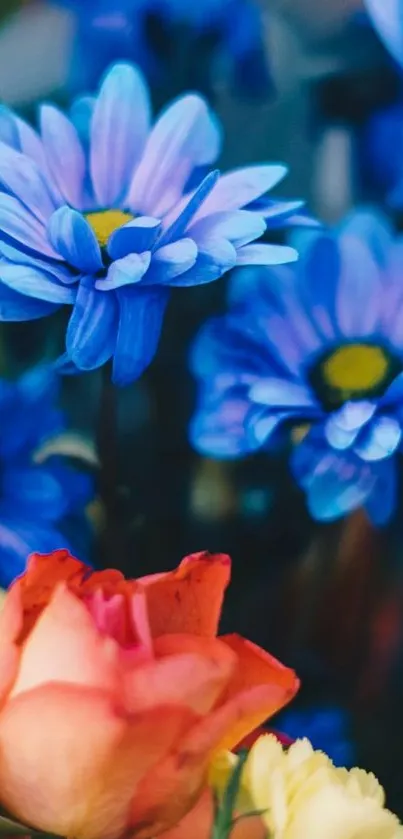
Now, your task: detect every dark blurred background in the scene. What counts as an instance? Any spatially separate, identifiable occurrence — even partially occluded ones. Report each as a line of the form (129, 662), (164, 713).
(1, 0), (403, 816)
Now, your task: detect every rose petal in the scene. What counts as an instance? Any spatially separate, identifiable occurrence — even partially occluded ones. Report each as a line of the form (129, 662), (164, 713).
(10, 584), (119, 699)
(139, 552), (231, 639)
(0, 683), (198, 839)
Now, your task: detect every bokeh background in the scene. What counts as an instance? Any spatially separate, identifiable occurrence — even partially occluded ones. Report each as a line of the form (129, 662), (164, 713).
(1, 0), (403, 816)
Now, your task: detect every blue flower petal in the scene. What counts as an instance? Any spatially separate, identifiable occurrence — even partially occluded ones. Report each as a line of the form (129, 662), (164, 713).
(190, 210), (266, 249)
(381, 372), (403, 406)
(107, 217), (161, 261)
(325, 416), (360, 450)
(355, 415), (401, 461)
(96, 252), (151, 291)
(0, 283), (59, 320)
(331, 401), (376, 431)
(0, 141), (56, 224)
(66, 277), (118, 370)
(250, 378), (316, 409)
(127, 94), (221, 216)
(0, 192), (57, 258)
(292, 443), (376, 521)
(0, 262), (75, 303)
(2, 466), (69, 519)
(196, 165), (287, 217)
(236, 243), (297, 265)
(171, 238), (237, 286)
(339, 208), (393, 267)
(112, 286), (170, 385)
(337, 235), (382, 338)
(0, 105), (19, 147)
(158, 170), (220, 247)
(48, 206), (103, 273)
(69, 95), (96, 147)
(0, 514), (72, 586)
(298, 234), (340, 338)
(246, 408), (287, 447)
(145, 239), (198, 284)
(90, 63), (151, 206)
(189, 386), (257, 458)
(40, 105), (86, 209)
(365, 459), (397, 525)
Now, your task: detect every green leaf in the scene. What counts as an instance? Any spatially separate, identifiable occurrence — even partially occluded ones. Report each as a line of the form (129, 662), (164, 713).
(211, 750), (249, 839)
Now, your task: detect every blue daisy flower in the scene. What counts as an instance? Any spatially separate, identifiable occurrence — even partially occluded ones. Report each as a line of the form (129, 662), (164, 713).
(57, 0), (271, 99)
(365, 0), (403, 68)
(0, 62), (302, 386)
(0, 365), (93, 586)
(190, 209), (403, 524)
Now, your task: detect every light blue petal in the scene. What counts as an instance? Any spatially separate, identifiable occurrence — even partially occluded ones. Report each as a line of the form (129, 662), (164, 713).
(292, 444), (376, 521)
(145, 239), (197, 284)
(127, 94), (221, 216)
(190, 387), (256, 458)
(337, 235), (382, 338)
(331, 401), (376, 431)
(325, 416), (360, 450)
(190, 210), (266, 249)
(365, 0), (403, 67)
(250, 378), (316, 408)
(40, 105), (86, 209)
(197, 164), (288, 217)
(236, 243), (298, 265)
(48, 206), (103, 273)
(0, 105), (19, 147)
(91, 63), (151, 206)
(69, 95), (95, 147)
(108, 217), (161, 261)
(0, 262), (75, 303)
(66, 277), (118, 370)
(0, 282), (58, 320)
(170, 238), (237, 286)
(246, 408), (286, 447)
(355, 415), (401, 461)
(158, 170), (219, 247)
(298, 234), (340, 337)
(0, 141), (56, 223)
(339, 208), (393, 266)
(96, 252), (151, 291)
(0, 192), (57, 258)
(112, 286), (169, 385)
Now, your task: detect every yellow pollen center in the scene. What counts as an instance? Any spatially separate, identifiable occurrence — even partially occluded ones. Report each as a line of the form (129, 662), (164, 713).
(322, 343), (389, 393)
(85, 209), (134, 248)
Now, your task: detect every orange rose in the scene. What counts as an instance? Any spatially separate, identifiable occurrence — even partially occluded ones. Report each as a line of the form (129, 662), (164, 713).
(0, 550), (299, 839)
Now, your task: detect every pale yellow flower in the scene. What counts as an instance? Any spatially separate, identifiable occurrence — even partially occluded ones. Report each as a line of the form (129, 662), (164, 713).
(209, 735), (403, 839)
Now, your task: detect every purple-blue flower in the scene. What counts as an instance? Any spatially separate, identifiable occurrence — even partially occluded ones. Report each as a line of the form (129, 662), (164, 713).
(0, 62), (301, 386)
(365, 0), (403, 67)
(190, 209), (403, 524)
(0, 366), (93, 586)
(58, 0), (271, 99)
(276, 706), (354, 767)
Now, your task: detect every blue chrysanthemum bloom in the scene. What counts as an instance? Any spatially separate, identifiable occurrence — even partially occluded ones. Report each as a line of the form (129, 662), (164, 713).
(365, 0), (403, 68)
(0, 366), (93, 586)
(58, 0), (271, 99)
(190, 209), (403, 524)
(276, 706), (354, 767)
(0, 62), (303, 386)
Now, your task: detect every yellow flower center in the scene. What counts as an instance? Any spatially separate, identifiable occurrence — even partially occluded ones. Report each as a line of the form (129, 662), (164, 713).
(309, 342), (401, 410)
(322, 344), (389, 393)
(85, 209), (134, 248)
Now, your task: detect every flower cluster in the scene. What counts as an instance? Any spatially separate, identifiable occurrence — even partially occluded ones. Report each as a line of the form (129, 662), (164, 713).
(190, 210), (403, 523)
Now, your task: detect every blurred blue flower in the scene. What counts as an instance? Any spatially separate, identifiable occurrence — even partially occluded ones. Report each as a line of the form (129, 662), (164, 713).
(58, 0), (271, 99)
(276, 706), (354, 767)
(0, 62), (302, 386)
(365, 0), (403, 68)
(190, 209), (403, 524)
(0, 366), (93, 587)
